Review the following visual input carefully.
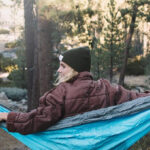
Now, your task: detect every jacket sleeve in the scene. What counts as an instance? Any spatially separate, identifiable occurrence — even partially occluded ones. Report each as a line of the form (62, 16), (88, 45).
(6, 84), (66, 135)
(102, 79), (150, 105)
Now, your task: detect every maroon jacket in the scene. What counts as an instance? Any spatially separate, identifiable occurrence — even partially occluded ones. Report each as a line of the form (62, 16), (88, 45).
(6, 72), (150, 134)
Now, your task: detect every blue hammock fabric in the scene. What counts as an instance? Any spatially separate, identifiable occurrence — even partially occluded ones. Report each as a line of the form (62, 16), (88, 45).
(1, 96), (150, 150)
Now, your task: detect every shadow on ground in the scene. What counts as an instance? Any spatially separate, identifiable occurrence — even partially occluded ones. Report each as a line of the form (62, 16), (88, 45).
(0, 128), (30, 150)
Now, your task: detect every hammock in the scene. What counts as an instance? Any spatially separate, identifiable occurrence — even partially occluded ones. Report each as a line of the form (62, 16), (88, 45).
(1, 96), (150, 150)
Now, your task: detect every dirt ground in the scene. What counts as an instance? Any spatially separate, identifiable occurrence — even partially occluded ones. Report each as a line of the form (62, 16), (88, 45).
(0, 129), (29, 150)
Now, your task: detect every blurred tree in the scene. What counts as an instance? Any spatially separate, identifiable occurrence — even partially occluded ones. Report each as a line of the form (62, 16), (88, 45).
(0, 54), (15, 72)
(91, 46), (105, 80)
(129, 30), (144, 57)
(0, 0), (4, 7)
(10, 0), (23, 40)
(86, 1), (104, 79)
(63, 0), (103, 47)
(8, 47), (27, 88)
(119, 0), (150, 85)
(24, 0), (39, 110)
(102, 0), (125, 82)
(145, 53), (150, 75)
(36, 1), (53, 97)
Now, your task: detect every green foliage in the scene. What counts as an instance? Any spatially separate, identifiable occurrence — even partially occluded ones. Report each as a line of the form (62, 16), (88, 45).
(0, 29), (10, 34)
(0, 46), (26, 88)
(121, 0), (150, 22)
(0, 81), (12, 87)
(91, 46), (109, 80)
(8, 46), (27, 88)
(126, 57), (145, 75)
(0, 36), (27, 88)
(126, 53), (150, 76)
(58, 6), (95, 37)
(0, 87), (27, 101)
(144, 53), (150, 75)
(8, 69), (27, 88)
(129, 30), (144, 57)
(43, 0), (103, 45)
(5, 41), (18, 48)
(0, 78), (3, 84)
(102, 0), (125, 81)
(39, 4), (69, 48)
(0, 54), (15, 72)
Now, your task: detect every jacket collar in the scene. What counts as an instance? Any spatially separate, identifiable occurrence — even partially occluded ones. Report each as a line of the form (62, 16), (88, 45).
(77, 71), (93, 80)
(66, 71), (93, 83)
(69, 71), (93, 82)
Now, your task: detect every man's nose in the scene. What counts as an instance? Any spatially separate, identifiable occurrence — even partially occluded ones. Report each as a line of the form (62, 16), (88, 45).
(57, 67), (61, 73)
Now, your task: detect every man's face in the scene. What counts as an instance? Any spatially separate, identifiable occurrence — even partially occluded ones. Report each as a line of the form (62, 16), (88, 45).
(57, 61), (72, 77)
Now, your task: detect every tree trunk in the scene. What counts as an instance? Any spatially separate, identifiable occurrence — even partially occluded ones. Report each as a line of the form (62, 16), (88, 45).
(24, 0), (36, 111)
(119, 5), (138, 85)
(110, 40), (113, 83)
(37, 18), (53, 96)
(31, 45), (40, 109)
(36, 0), (54, 96)
(24, 0), (54, 110)
(110, 55), (113, 83)
(30, 4), (40, 110)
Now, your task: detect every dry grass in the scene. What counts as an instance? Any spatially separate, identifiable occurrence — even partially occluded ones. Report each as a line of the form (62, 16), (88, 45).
(124, 75), (150, 87)
(113, 75), (150, 88)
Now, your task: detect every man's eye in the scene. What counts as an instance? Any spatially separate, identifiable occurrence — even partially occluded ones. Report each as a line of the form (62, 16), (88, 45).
(61, 64), (65, 68)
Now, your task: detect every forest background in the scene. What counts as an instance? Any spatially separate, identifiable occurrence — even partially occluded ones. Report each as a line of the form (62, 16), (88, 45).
(0, 0), (150, 149)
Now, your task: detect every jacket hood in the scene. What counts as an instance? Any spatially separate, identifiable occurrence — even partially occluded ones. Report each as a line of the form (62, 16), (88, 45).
(68, 71), (93, 83)
(78, 71), (93, 79)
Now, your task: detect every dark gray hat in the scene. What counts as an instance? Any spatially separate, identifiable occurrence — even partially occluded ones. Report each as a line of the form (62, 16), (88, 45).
(59, 46), (91, 72)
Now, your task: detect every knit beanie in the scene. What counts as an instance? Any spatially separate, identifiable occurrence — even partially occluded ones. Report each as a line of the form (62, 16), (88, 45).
(59, 46), (91, 72)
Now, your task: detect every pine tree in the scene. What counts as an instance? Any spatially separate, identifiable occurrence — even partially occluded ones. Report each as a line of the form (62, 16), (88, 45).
(102, 0), (125, 82)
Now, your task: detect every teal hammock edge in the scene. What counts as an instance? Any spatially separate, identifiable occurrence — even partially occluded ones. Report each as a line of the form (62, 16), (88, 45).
(1, 97), (150, 150)
(1, 109), (150, 150)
